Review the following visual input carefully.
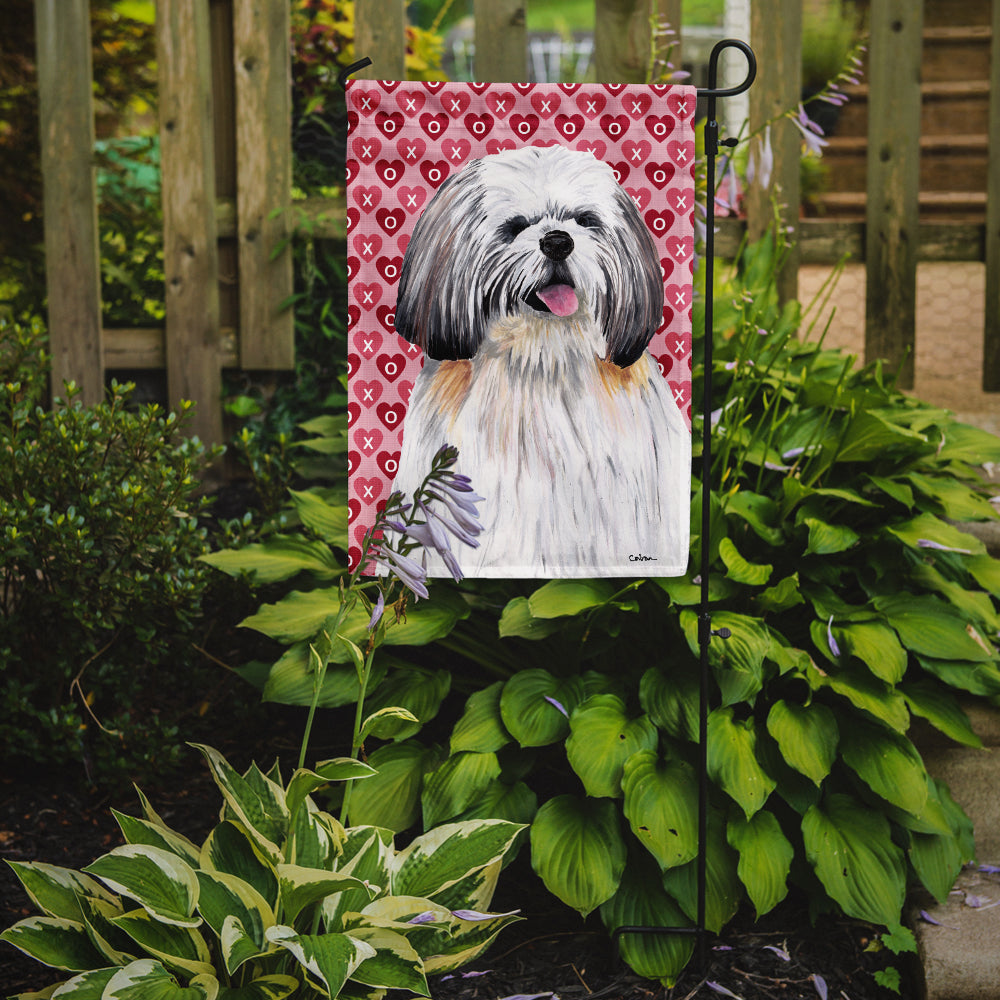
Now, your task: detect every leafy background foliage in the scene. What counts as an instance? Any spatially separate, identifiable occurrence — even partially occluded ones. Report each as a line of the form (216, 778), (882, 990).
(208, 234), (1000, 984)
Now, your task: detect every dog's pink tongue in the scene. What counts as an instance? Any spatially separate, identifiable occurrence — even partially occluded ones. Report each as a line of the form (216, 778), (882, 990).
(537, 284), (578, 317)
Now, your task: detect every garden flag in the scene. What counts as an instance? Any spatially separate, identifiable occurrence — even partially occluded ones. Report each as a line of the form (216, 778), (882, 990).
(346, 80), (696, 578)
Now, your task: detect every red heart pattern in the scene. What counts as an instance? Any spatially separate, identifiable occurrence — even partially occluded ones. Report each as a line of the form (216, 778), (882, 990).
(346, 80), (697, 568)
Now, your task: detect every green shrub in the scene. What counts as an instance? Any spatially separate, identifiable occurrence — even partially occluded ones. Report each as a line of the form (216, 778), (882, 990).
(0, 317), (220, 783)
(1, 743), (524, 998)
(212, 233), (1000, 985)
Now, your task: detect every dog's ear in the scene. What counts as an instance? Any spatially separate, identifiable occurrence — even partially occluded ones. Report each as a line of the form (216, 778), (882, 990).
(600, 188), (665, 368)
(395, 163), (488, 360)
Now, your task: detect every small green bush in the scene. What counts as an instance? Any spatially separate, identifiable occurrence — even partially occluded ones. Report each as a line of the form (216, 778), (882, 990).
(0, 317), (219, 783)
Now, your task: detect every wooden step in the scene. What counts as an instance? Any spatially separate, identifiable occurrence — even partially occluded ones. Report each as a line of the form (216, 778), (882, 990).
(922, 25), (993, 83)
(833, 80), (991, 138)
(822, 134), (989, 193)
(813, 190), (987, 222)
(921, 0), (992, 28)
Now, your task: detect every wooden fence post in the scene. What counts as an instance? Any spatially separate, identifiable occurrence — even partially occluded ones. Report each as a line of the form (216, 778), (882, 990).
(983, 0), (1000, 390)
(354, 0), (406, 80)
(233, 0), (294, 370)
(594, 0), (657, 83)
(864, 0), (923, 389)
(746, 0), (801, 306)
(34, 0), (104, 405)
(157, 0), (223, 445)
(474, 0), (527, 81)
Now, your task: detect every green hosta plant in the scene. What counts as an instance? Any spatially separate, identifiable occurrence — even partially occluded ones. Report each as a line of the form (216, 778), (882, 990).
(1, 743), (523, 999)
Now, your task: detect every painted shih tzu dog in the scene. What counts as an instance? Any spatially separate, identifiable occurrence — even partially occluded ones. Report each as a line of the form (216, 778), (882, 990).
(391, 144), (690, 577)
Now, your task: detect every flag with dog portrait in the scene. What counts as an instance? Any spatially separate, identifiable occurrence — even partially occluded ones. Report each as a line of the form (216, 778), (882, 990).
(347, 81), (696, 578)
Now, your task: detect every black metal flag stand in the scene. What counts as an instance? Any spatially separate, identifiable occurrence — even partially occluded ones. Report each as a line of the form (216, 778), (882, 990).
(340, 37), (758, 975)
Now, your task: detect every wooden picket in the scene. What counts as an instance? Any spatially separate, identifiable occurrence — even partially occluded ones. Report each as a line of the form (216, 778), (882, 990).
(30, 0), (1000, 448)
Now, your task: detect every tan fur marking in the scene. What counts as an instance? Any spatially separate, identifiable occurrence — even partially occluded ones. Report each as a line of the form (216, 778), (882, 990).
(428, 360), (473, 421)
(597, 353), (654, 396)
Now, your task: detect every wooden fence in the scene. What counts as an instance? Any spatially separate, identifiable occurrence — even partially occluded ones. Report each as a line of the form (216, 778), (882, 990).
(33, 0), (1000, 445)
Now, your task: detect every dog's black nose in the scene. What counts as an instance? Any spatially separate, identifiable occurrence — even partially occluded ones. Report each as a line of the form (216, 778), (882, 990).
(539, 230), (574, 261)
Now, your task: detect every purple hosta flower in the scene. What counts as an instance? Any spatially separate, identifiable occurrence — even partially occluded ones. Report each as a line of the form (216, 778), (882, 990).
(706, 983), (742, 999)
(919, 909), (958, 929)
(763, 944), (791, 962)
(812, 974), (828, 1000)
(544, 695), (569, 718)
(979, 864), (1000, 874)
(715, 156), (741, 215)
(791, 104), (828, 157)
(917, 538), (973, 555)
(441, 970), (493, 982)
(827, 616), (842, 657)
(451, 908), (521, 921)
(367, 589), (385, 631)
(746, 124), (774, 191)
(371, 545), (429, 600)
(407, 911), (438, 925)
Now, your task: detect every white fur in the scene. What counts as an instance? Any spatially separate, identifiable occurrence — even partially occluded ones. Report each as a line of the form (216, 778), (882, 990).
(391, 145), (690, 577)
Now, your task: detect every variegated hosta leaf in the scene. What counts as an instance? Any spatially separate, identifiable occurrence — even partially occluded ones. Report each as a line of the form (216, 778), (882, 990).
(190, 745), (287, 863)
(599, 853), (694, 987)
(706, 707), (776, 819)
(276, 864), (375, 925)
(726, 811), (793, 918)
(265, 926), (376, 998)
(421, 907), (523, 975)
(424, 859), (501, 915)
(0, 916), (107, 972)
(200, 822), (278, 910)
(214, 974), (299, 1000)
(323, 829), (393, 931)
(102, 958), (218, 999)
(83, 846), (200, 928)
(4, 861), (118, 922)
(391, 820), (524, 901)
(195, 871), (274, 974)
(621, 751), (699, 871)
(112, 810), (202, 868)
(450, 681), (511, 754)
(77, 894), (136, 966)
(285, 760), (376, 823)
(802, 793), (906, 926)
(565, 695), (658, 799)
(421, 751), (501, 829)
(110, 907), (214, 978)
(46, 966), (118, 997)
(765, 700), (838, 786)
(499, 669), (585, 747)
(529, 795), (626, 917)
(288, 802), (344, 870)
(345, 926), (429, 995)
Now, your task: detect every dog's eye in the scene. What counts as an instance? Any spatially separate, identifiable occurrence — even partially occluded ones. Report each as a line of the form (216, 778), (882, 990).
(500, 216), (531, 242)
(574, 211), (602, 229)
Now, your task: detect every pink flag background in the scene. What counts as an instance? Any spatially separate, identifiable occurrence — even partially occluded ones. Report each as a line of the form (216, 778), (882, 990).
(346, 80), (697, 573)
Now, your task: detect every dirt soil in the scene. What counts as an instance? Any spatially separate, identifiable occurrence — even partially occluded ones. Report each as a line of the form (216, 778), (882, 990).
(1, 745), (912, 1000)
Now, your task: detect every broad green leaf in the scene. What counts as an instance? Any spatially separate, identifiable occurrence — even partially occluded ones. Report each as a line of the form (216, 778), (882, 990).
(966, 553), (1000, 598)
(839, 719), (928, 816)
(901, 680), (982, 748)
(909, 783), (967, 907)
(103, 959), (218, 1000)
(680, 610), (770, 706)
(654, 573), (737, 606)
(599, 853), (694, 987)
(261, 643), (387, 709)
(885, 512), (985, 557)
(200, 536), (340, 584)
(806, 660), (910, 732)
(526, 579), (616, 618)
(190, 746), (287, 862)
(453, 779), (538, 827)
(803, 517), (859, 556)
(83, 846), (200, 928)
(835, 410), (927, 463)
(724, 490), (784, 545)
(661, 810), (741, 933)
(195, 871), (273, 973)
(0, 917), (106, 972)
(497, 596), (565, 639)
(935, 421), (1000, 464)
(718, 537), (772, 585)
(755, 573), (804, 614)
(450, 682), (511, 754)
(347, 740), (442, 832)
(199, 822), (278, 910)
(910, 562), (1000, 632)
(621, 751), (698, 871)
(112, 812), (201, 868)
(802, 794), (906, 926)
(285, 759), (376, 822)
(393, 820), (524, 900)
(362, 667), (451, 740)
(111, 909), (214, 978)
(421, 751), (502, 828)
(639, 664), (699, 743)
(215, 976), (299, 1000)
(530, 795), (626, 917)
(906, 472), (998, 521)
(499, 670), (584, 747)
(566, 695), (658, 798)
(265, 926), (375, 998)
(707, 708), (776, 818)
(360, 706), (421, 742)
(765, 701), (838, 786)
(916, 655), (1000, 697)
(5, 862), (117, 923)
(346, 926), (428, 994)
(278, 865), (374, 924)
(866, 474), (914, 509)
(727, 811), (793, 917)
(288, 489), (349, 547)
(833, 621), (907, 684)
(874, 594), (995, 662)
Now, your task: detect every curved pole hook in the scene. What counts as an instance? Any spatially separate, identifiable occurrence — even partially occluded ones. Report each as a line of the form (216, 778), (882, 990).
(337, 57), (373, 90)
(698, 38), (757, 99)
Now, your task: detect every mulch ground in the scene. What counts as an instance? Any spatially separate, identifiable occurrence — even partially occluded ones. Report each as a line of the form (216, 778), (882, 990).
(1, 742), (913, 1000)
